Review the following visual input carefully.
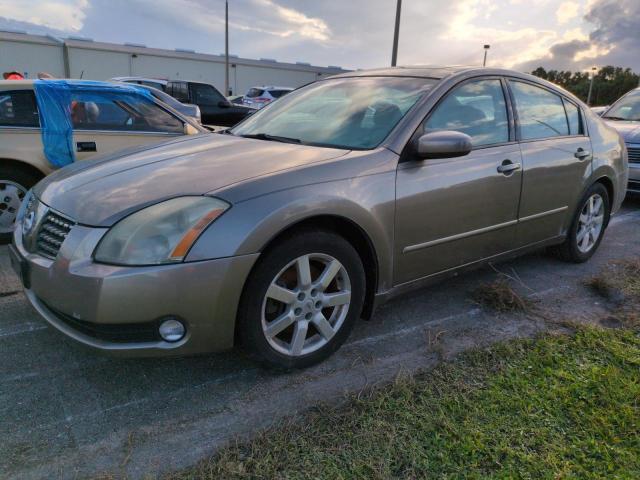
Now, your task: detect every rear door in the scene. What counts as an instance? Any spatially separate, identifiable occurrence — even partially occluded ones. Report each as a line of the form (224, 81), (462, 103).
(507, 79), (592, 246)
(394, 77), (523, 284)
(70, 90), (186, 161)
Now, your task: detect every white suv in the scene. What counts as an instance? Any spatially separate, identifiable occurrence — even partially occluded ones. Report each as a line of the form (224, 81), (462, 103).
(242, 86), (293, 109)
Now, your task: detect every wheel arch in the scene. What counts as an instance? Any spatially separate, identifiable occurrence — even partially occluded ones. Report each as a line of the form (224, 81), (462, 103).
(0, 157), (46, 183)
(252, 214), (379, 321)
(590, 173), (615, 226)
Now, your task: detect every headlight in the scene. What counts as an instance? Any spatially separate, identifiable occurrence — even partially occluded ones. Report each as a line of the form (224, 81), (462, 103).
(94, 196), (229, 266)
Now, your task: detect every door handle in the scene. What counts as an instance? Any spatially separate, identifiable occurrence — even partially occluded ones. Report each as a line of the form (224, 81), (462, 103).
(497, 160), (521, 175)
(76, 141), (97, 152)
(574, 148), (591, 160)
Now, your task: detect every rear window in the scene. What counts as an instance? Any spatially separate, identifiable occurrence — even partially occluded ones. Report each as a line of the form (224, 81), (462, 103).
(268, 90), (291, 99)
(246, 88), (265, 98)
(0, 90), (39, 127)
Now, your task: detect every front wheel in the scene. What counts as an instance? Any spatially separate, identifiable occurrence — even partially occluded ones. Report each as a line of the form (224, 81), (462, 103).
(0, 167), (41, 244)
(237, 230), (366, 369)
(555, 183), (610, 263)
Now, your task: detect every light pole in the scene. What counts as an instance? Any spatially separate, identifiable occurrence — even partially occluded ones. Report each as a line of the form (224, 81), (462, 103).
(391, 0), (402, 67)
(587, 66), (597, 106)
(224, 0), (230, 96)
(483, 44), (490, 67)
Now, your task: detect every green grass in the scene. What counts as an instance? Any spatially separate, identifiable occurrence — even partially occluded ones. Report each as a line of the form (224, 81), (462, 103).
(170, 327), (640, 479)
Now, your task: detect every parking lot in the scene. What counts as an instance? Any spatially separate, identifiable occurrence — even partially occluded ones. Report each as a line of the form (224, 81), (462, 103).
(0, 196), (638, 479)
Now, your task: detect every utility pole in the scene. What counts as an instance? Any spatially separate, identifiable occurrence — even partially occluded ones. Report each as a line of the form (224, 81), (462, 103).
(391, 0), (402, 67)
(224, 0), (230, 96)
(483, 44), (490, 67)
(587, 66), (597, 106)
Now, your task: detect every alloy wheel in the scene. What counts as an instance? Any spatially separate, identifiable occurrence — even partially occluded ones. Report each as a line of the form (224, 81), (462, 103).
(0, 181), (27, 234)
(576, 193), (604, 253)
(261, 253), (351, 357)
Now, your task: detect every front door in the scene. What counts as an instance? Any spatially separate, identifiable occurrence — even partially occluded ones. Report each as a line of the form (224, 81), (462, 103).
(507, 79), (593, 246)
(394, 78), (522, 285)
(69, 90), (186, 161)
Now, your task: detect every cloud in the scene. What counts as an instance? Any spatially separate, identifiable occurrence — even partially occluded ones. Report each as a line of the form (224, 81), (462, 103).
(0, 0), (637, 74)
(516, 0), (640, 72)
(255, 0), (330, 41)
(0, 0), (89, 31)
(556, 1), (581, 24)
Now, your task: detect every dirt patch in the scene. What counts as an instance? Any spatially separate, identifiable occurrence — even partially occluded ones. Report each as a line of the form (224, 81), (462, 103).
(586, 259), (640, 303)
(472, 279), (536, 313)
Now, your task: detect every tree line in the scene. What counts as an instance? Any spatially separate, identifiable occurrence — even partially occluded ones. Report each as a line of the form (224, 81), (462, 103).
(531, 66), (639, 106)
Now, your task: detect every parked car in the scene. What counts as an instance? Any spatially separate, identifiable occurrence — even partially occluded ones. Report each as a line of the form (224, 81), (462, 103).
(111, 77), (201, 124)
(0, 79), (206, 241)
(110, 76), (168, 91)
(243, 86), (293, 109)
(601, 87), (640, 193)
(11, 67), (627, 369)
(115, 76), (254, 126)
(114, 81), (201, 124)
(590, 105), (608, 116)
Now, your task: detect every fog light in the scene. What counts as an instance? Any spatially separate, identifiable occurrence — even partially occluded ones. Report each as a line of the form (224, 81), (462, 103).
(159, 318), (185, 342)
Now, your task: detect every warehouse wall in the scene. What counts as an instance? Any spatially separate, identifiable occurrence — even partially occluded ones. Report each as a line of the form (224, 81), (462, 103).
(67, 47), (131, 79)
(0, 32), (347, 95)
(0, 39), (65, 78)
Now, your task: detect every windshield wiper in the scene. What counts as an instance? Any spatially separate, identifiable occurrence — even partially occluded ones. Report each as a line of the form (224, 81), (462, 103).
(240, 133), (301, 144)
(602, 116), (627, 121)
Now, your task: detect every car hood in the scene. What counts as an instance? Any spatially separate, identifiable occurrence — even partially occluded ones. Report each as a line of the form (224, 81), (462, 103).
(36, 134), (349, 226)
(604, 120), (640, 143)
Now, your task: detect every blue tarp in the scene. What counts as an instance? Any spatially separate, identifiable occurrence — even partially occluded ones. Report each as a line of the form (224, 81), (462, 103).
(33, 80), (154, 168)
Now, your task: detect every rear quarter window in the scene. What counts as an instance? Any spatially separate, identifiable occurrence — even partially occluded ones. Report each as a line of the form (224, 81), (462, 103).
(246, 88), (265, 98)
(0, 90), (39, 127)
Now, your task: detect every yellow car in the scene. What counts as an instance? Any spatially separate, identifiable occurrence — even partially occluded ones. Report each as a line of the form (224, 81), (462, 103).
(0, 79), (206, 241)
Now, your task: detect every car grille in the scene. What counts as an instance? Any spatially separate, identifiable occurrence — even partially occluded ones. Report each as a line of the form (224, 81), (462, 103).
(36, 210), (75, 259)
(628, 146), (640, 164)
(43, 300), (163, 343)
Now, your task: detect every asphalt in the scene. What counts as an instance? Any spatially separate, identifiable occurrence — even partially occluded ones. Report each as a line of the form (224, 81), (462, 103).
(2, 196), (639, 479)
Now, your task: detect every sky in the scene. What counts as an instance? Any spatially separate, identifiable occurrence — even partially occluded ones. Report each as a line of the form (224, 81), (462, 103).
(0, 0), (638, 73)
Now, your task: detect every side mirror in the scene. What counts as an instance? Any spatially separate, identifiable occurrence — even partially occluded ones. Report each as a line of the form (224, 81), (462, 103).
(415, 130), (473, 159)
(218, 100), (231, 108)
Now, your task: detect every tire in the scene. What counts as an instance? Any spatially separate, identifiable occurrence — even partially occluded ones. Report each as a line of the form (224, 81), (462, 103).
(555, 183), (610, 263)
(0, 166), (41, 244)
(237, 229), (366, 369)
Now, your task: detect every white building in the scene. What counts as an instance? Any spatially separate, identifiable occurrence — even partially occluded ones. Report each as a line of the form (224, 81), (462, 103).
(0, 29), (348, 95)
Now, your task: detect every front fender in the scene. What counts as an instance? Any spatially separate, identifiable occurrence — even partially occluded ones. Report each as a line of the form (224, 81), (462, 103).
(186, 172), (397, 292)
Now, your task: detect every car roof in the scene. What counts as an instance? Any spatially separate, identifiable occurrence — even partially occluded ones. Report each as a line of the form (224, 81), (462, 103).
(112, 76), (169, 85)
(328, 65), (479, 80)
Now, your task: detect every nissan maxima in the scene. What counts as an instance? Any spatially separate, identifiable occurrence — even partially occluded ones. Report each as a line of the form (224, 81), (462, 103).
(10, 67), (628, 369)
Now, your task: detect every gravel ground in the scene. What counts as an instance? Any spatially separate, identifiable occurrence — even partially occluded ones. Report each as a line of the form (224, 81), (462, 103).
(1, 196), (639, 479)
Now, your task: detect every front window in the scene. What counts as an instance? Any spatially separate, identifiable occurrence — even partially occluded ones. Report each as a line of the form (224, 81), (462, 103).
(70, 91), (184, 133)
(424, 79), (509, 147)
(603, 89), (640, 121)
(232, 77), (436, 150)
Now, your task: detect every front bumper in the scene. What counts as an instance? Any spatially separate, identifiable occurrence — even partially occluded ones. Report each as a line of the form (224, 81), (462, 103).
(12, 221), (259, 356)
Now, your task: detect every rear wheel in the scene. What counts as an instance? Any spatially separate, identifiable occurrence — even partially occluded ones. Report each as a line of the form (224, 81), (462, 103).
(555, 183), (610, 263)
(237, 230), (365, 369)
(0, 167), (41, 244)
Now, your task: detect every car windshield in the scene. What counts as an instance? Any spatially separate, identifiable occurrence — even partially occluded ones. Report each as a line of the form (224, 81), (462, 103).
(603, 89), (640, 121)
(231, 77), (437, 149)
